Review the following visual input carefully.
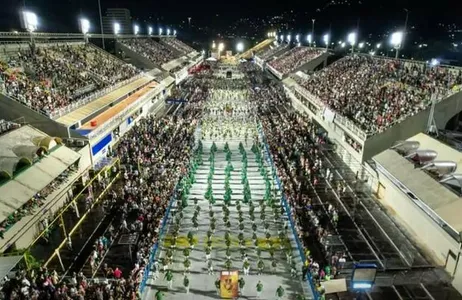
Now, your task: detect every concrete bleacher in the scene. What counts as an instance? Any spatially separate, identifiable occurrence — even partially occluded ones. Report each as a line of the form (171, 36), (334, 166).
(286, 55), (462, 164)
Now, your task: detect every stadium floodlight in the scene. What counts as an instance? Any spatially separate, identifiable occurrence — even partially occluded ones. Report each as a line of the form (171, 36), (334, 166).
(79, 18), (90, 35)
(323, 34), (330, 49)
(148, 26), (153, 35)
(167, 28), (171, 35)
(22, 11), (38, 32)
(376, 43), (381, 49)
(113, 22), (120, 35)
(341, 42), (346, 48)
(173, 30), (177, 35)
(307, 34), (312, 45)
(296, 34), (300, 42)
(280, 34), (283, 41)
(218, 42), (224, 52)
(236, 42), (244, 52)
(212, 41), (216, 49)
(390, 31), (403, 58)
(430, 58), (440, 67)
(347, 32), (356, 46)
(369, 51), (376, 56)
(358, 42), (364, 49)
(390, 31), (403, 47)
(134, 25), (139, 35)
(159, 28), (163, 35)
(286, 34), (291, 43)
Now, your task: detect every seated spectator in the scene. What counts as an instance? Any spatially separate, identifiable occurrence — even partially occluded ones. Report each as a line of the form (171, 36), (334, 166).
(293, 55), (462, 134)
(268, 47), (323, 75)
(120, 38), (178, 65)
(258, 43), (289, 60)
(0, 43), (140, 115)
(161, 38), (196, 56)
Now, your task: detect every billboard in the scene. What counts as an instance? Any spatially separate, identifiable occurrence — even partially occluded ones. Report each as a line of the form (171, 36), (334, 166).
(220, 270), (238, 298)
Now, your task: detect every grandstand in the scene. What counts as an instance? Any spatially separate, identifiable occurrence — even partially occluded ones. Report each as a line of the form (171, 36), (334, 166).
(236, 38), (274, 59)
(3, 28), (462, 300)
(285, 54), (462, 166)
(266, 46), (328, 79)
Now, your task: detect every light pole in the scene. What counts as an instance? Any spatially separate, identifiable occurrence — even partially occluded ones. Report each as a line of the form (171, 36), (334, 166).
(79, 18), (90, 43)
(347, 32), (356, 53)
(311, 19), (315, 43)
(97, 0), (105, 49)
(307, 34), (312, 47)
(390, 31), (403, 58)
(148, 26), (153, 36)
(323, 34), (330, 50)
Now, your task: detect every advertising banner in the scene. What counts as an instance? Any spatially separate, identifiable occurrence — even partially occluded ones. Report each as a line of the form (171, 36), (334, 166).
(220, 270), (238, 298)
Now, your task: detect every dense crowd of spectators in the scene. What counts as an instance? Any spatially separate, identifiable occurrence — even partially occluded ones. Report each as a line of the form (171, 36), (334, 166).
(1, 79), (205, 299)
(161, 38), (196, 56)
(0, 43), (140, 115)
(120, 39), (178, 65)
(0, 119), (20, 136)
(268, 47), (324, 75)
(258, 43), (289, 60)
(293, 55), (462, 135)
(168, 77), (209, 103)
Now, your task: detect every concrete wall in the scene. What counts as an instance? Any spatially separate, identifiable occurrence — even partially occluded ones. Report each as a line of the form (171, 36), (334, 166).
(0, 94), (83, 139)
(116, 41), (158, 70)
(363, 90), (462, 161)
(376, 172), (459, 270)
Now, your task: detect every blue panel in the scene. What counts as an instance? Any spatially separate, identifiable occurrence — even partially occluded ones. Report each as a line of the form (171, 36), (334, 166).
(127, 117), (132, 125)
(91, 133), (112, 156)
(76, 129), (92, 136)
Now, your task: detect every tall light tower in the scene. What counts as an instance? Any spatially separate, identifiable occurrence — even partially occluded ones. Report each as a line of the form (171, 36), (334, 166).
(21, 11), (38, 44)
(323, 34), (330, 50)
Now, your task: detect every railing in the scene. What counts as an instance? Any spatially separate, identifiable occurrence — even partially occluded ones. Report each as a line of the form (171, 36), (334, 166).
(87, 85), (166, 140)
(267, 64), (283, 79)
(49, 73), (145, 120)
(257, 122), (319, 300)
(292, 84), (369, 141)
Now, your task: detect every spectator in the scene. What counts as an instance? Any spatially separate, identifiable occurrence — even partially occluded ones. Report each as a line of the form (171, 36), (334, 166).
(120, 39), (178, 65)
(293, 55), (462, 135)
(268, 47), (323, 75)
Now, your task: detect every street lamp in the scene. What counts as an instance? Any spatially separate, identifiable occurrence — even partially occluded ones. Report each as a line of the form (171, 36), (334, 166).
(159, 28), (163, 35)
(236, 42), (244, 53)
(79, 18), (90, 43)
(113, 22), (120, 35)
(148, 26), (153, 35)
(134, 25), (139, 35)
(347, 32), (357, 53)
(323, 34), (330, 50)
(390, 31), (403, 58)
(307, 34), (312, 46)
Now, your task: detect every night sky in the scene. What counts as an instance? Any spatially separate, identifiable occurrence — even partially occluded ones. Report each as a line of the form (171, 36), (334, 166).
(0, 0), (459, 41)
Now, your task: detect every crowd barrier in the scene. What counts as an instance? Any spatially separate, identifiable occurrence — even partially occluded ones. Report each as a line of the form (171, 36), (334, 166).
(139, 136), (198, 294)
(257, 122), (320, 300)
(138, 180), (180, 293)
